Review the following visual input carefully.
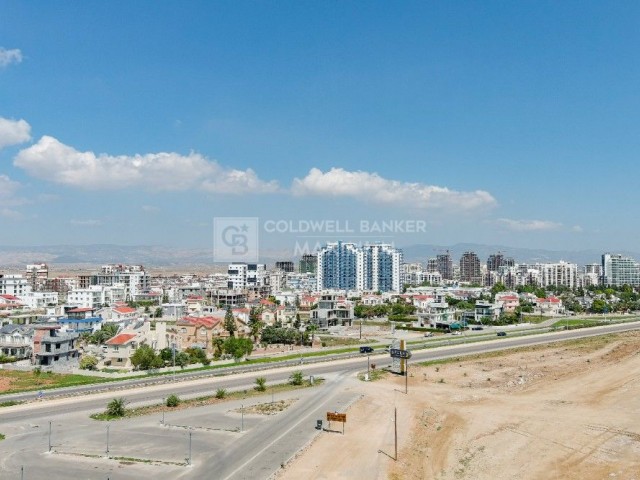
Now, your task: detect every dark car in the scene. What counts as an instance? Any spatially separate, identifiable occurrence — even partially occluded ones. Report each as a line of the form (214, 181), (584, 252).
(497, 331), (507, 337)
(360, 346), (374, 353)
(471, 326), (484, 331)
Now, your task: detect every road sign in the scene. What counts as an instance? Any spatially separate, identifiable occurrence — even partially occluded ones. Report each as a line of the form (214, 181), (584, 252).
(389, 348), (412, 359)
(327, 412), (347, 423)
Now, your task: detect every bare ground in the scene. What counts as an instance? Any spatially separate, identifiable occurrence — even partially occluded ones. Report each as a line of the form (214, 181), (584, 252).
(278, 332), (640, 480)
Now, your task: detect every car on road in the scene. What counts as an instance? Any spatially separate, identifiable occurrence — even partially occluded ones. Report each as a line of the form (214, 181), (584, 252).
(497, 331), (507, 337)
(451, 331), (462, 336)
(424, 332), (434, 337)
(360, 346), (374, 353)
(471, 326), (484, 331)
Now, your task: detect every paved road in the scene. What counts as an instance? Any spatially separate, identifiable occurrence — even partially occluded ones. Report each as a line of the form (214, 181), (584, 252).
(0, 322), (638, 479)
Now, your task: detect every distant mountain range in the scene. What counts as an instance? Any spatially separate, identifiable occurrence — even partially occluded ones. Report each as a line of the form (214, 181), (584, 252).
(0, 243), (634, 269)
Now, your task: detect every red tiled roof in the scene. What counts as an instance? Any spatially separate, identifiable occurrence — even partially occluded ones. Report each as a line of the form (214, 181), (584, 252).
(105, 333), (137, 345)
(0, 294), (20, 301)
(67, 307), (94, 313)
(178, 316), (222, 328)
(113, 306), (136, 314)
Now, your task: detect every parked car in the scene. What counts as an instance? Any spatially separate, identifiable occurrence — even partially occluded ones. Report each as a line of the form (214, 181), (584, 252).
(424, 332), (434, 337)
(360, 346), (374, 353)
(471, 326), (484, 331)
(451, 331), (462, 336)
(497, 331), (507, 337)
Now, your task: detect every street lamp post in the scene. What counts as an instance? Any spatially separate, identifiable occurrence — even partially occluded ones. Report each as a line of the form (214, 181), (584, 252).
(172, 343), (176, 382)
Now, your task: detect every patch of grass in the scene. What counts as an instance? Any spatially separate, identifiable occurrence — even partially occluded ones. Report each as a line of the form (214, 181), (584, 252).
(0, 433), (5, 440)
(90, 378), (324, 421)
(0, 400), (22, 408)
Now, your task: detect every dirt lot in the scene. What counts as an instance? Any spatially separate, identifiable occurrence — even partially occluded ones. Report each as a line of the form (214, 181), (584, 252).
(278, 332), (640, 480)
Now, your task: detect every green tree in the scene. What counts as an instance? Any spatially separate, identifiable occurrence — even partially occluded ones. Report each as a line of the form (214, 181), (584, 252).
(224, 306), (236, 337)
(223, 336), (253, 361)
(130, 344), (163, 370)
(490, 282), (507, 297)
(106, 397), (127, 417)
(79, 355), (98, 370)
(175, 351), (190, 369)
(212, 337), (225, 360)
(154, 307), (163, 318)
(215, 388), (227, 399)
(166, 394), (181, 407)
(248, 307), (265, 342)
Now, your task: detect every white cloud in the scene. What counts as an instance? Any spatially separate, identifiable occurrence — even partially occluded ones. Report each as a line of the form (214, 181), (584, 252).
(0, 174), (20, 198)
(0, 47), (22, 68)
(14, 135), (280, 193)
(0, 117), (32, 150)
(70, 219), (102, 227)
(292, 167), (497, 211)
(497, 218), (563, 232)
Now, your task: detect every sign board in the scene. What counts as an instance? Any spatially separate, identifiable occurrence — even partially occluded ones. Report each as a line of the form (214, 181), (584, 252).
(327, 412), (347, 423)
(389, 348), (412, 359)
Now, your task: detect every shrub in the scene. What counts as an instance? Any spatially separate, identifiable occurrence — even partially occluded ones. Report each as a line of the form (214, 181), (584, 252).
(215, 388), (227, 399)
(106, 398), (127, 417)
(289, 371), (304, 386)
(79, 355), (98, 370)
(166, 394), (181, 408)
(255, 377), (267, 392)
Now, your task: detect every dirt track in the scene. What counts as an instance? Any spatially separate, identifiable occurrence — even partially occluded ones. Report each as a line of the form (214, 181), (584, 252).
(278, 332), (640, 480)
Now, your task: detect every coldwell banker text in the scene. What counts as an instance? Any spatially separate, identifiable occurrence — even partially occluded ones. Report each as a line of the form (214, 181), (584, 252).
(263, 219), (426, 234)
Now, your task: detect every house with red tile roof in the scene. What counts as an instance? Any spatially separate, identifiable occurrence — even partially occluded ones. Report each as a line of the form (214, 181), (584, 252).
(535, 296), (564, 315)
(103, 333), (139, 368)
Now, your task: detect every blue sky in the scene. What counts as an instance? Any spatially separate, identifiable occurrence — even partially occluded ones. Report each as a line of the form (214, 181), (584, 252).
(1, 1), (639, 254)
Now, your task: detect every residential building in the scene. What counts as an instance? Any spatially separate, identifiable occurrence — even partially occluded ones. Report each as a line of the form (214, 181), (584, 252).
(602, 253), (640, 286)
(275, 261), (295, 273)
(103, 333), (139, 369)
(535, 296), (564, 315)
(285, 272), (317, 292)
(67, 285), (126, 309)
(474, 301), (503, 323)
(17, 291), (59, 309)
(299, 254), (317, 274)
(0, 324), (33, 359)
(0, 274), (31, 297)
(32, 324), (79, 367)
(83, 264), (149, 300)
(459, 252), (482, 285)
(486, 253), (514, 272)
(25, 263), (48, 291)
(310, 294), (354, 329)
(227, 263), (267, 290)
(317, 242), (403, 293)
(436, 252), (453, 280)
(174, 316), (224, 356)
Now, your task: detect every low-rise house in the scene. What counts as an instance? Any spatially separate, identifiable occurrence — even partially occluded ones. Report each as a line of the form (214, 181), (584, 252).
(475, 301), (503, 323)
(415, 302), (456, 328)
(311, 294), (353, 329)
(174, 316), (224, 356)
(535, 296), (564, 315)
(32, 324), (79, 367)
(103, 333), (139, 368)
(0, 324), (34, 359)
(494, 292), (520, 312)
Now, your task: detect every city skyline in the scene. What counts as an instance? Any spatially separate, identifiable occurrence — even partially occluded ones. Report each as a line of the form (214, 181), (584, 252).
(2, 2), (640, 251)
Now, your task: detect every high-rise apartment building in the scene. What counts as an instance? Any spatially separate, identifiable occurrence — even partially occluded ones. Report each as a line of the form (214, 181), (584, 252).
(436, 252), (453, 280)
(459, 252), (482, 284)
(316, 242), (403, 292)
(602, 254), (640, 286)
(299, 254), (318, 274)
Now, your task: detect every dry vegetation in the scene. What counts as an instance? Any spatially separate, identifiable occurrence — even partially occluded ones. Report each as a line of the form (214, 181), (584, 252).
(279, 332), (640, 480)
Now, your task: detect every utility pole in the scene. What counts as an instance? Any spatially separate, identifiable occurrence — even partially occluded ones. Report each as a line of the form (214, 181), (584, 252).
(106, 424), (110, 457)
(394, 407), (398, 461)
(48, 421), (52, 452)
(172, 343), (176, 382)
(241, 404), (244, 432)
(367, 355), (370, 378)
(405, 359), (408, 395)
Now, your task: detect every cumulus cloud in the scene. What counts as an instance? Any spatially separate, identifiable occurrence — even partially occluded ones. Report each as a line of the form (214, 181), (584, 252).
(0, 174), (20, 198)
(0, 117), (32, 150)
(0, 47), (22, 67)
(497, 218), (563, 232)
(14, 136), (280, 193)
(292, 167), (496, 211)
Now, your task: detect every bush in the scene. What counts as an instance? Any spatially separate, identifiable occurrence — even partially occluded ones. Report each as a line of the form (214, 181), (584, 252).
(79, 355), (98, 370)
(106, 398), (127, 417)
(255, 377), (267, 392)
(166, 394), (181, 407)
(215, 388), (227, 399)
(289, 371), (304, 386)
